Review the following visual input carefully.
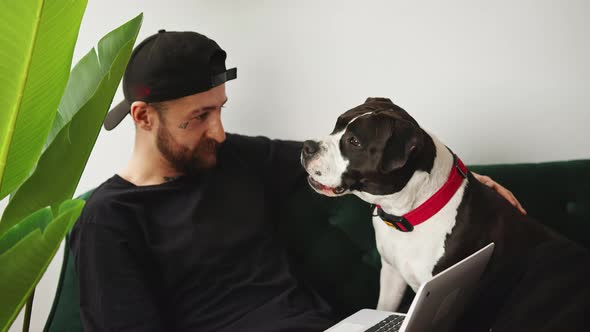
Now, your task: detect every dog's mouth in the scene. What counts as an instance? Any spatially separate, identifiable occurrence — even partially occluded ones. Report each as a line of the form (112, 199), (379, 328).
(307, 176), (347, 196)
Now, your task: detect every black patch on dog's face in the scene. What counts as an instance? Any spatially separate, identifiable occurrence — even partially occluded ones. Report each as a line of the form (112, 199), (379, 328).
(337, 97), (436, 195)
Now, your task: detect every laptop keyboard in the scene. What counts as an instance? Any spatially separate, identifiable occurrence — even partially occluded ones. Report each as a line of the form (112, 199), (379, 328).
(364, 314), (405, 332)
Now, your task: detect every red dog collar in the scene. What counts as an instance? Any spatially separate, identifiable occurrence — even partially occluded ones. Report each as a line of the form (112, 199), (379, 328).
(376, 152), (468, 232)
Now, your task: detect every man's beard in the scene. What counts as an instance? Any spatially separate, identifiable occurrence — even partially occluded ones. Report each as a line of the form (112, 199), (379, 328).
(156, 124), (220, 176)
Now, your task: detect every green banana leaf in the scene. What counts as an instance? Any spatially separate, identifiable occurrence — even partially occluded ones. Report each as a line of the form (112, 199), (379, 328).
(44, 42), (103, 150)
(45, 12), (143, 149)
(0, 207), (52, 255)
(0, 13), (143, 234)
(0, 199), (85, 332)
(0, 0), (88, 201)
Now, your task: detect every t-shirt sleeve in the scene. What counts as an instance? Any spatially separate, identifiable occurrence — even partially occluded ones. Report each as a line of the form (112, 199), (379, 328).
(264, 137), (307, 201)
(223, 134), (308, 205)
(70, 208), (167, 332)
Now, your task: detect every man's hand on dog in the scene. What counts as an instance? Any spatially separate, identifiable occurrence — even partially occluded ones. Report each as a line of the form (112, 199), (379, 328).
(472, 172), (527, 215)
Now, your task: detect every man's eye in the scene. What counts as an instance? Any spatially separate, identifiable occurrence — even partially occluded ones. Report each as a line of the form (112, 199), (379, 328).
(349, 136), (361, 147)
(195, 112), (210, 121)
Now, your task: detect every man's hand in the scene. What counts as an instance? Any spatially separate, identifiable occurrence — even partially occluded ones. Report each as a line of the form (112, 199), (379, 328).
(472, 172), (527, 215)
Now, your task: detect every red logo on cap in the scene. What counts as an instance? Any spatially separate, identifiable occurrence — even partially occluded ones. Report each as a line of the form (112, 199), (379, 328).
(134, 85), (151, 98)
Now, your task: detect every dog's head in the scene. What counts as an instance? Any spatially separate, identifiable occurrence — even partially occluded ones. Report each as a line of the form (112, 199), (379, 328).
(301, 97), (435, 197)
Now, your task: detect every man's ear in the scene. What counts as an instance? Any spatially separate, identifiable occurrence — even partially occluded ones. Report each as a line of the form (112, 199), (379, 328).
(130, 101), (154, 130)
(380, 120), (421, 173)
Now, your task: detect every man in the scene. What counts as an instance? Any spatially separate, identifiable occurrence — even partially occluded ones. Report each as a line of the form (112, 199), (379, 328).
(71, 29), (525, 331)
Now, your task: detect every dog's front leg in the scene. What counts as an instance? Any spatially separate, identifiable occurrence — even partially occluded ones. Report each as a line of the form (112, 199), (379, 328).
(377, 258), (407, 311)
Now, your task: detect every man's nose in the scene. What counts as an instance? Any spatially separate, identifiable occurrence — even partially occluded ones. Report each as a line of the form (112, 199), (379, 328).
(302, 140), (320, 157)
(207, 115), (226, 143)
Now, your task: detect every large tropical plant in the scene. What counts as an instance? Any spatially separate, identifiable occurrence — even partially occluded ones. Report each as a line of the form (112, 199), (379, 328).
(0, 0), (143, 330)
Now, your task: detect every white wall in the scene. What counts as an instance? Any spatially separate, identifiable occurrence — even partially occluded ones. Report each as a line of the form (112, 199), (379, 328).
(7, 0), (589, 330)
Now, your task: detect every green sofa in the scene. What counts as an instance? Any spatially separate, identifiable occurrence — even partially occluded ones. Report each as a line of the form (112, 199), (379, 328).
(43, 159), (590, 331)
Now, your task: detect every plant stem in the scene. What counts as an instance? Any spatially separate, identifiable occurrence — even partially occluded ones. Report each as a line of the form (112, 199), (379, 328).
(22, 288), (35, 332)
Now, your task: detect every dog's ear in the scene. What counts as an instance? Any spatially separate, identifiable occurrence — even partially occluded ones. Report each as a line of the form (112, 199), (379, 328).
(380, 120), (421, 173)
(365, 97), (393, 104)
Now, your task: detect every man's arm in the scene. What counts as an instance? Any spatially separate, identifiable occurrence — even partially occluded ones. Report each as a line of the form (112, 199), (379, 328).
(255, 137), (528, 215)
(70, 219), (166, 332)
(222, 134), (526, 214)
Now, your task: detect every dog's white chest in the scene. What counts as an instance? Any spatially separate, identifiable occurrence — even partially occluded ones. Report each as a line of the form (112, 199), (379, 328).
(371, 182), (466, 291)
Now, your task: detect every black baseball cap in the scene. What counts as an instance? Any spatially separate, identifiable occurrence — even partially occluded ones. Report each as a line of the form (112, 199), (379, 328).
(104, 29), (237, 130)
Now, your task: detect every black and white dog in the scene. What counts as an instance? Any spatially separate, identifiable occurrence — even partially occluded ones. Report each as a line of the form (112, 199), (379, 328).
(301, 97), (590, 331)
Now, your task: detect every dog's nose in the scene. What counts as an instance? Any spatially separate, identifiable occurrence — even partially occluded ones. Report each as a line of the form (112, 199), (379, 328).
(303, 140), (320, 157)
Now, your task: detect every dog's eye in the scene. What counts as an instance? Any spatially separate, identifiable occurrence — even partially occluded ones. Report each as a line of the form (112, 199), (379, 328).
(349, 136), (361, 147)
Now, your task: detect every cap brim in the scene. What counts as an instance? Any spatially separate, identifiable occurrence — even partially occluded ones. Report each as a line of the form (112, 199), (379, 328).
(104, 100), (130, 131)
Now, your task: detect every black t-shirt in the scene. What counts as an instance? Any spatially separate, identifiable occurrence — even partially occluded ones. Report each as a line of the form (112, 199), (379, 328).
(70, 133), (336, 331)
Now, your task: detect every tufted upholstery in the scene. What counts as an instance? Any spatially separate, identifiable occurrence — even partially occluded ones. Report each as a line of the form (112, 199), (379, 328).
(44, 159), (590, 331)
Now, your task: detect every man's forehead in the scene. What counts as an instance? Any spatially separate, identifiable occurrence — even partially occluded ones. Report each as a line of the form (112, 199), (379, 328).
(190, 96), (228, 112)
(164, 94), (227, 115)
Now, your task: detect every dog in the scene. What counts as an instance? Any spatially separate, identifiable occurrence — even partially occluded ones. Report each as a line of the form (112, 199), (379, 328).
(300, 97), (590, 331)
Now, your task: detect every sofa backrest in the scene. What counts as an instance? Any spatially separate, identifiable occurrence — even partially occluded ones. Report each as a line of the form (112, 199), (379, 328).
(470, 160), (590, 249)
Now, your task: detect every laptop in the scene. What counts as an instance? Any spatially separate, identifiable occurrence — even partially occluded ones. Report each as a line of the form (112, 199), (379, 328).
(325, 242), (495, 332)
